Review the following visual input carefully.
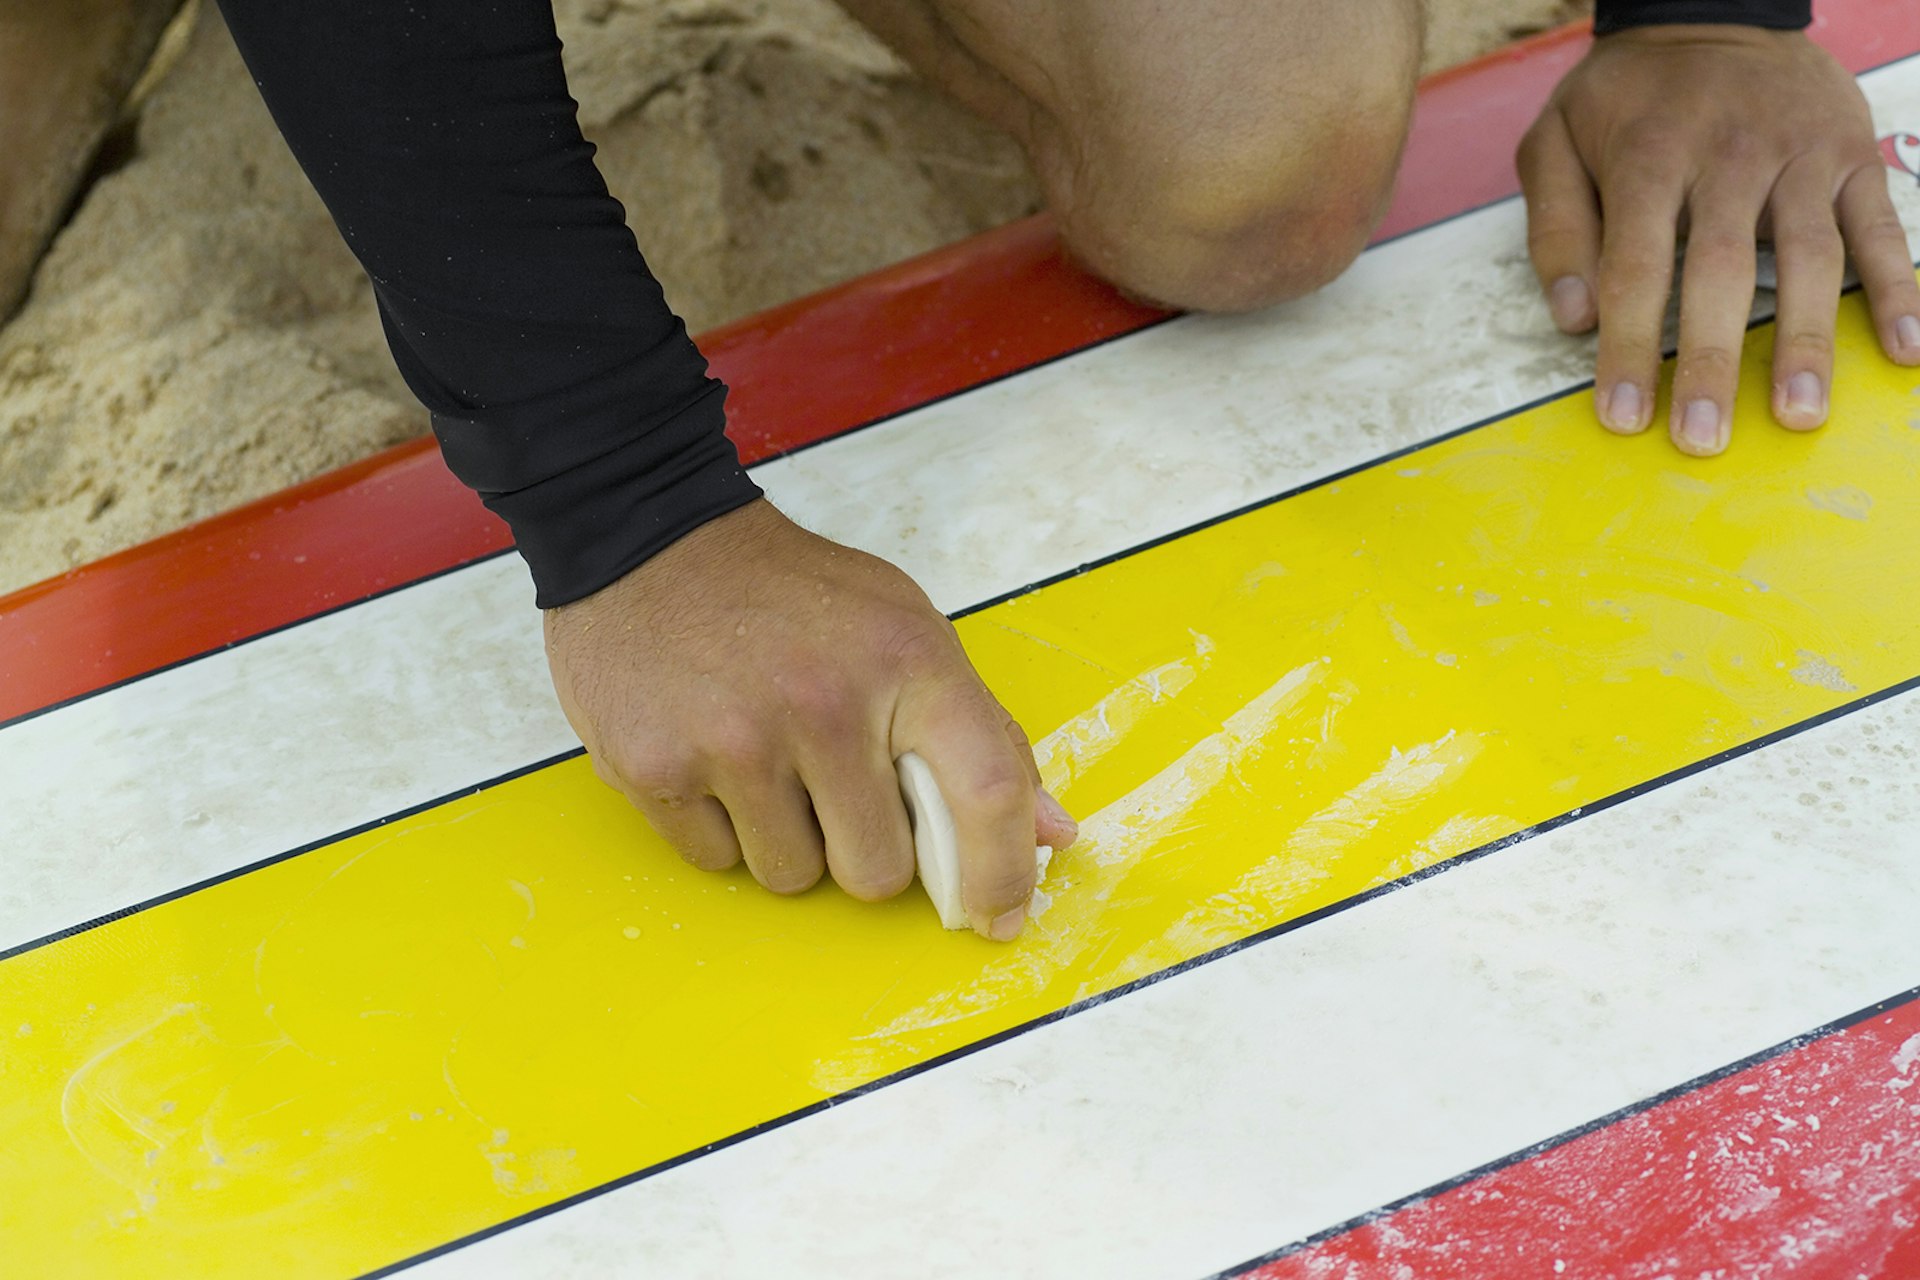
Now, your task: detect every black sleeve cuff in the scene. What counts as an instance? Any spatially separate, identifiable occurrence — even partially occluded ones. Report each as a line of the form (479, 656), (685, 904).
(439, 376), (766, 610)
(1594, 0), (1813, 34)
(217, 0), (765, 611)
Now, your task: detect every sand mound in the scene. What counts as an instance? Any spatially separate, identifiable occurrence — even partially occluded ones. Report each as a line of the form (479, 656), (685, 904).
(0, 0), (1587, 595)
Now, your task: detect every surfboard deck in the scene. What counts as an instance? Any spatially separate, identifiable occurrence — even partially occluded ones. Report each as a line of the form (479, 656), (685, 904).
(5, 5), (1920, 1276)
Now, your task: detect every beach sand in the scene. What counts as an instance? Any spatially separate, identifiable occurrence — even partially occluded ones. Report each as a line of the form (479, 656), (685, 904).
(0, 0), (1590, 595)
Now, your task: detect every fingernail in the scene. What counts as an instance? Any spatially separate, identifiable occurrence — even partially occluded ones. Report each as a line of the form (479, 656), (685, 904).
(1549, 276), (1592, 331)
(988, 905), (1026, 942)
(1898, 315), (1920, 354)
(1784, 370), (1826, 422)
(1037, 788), (1078, 842)
(1603, 382), (1644, 433)
(1679, 398), (1726, 455)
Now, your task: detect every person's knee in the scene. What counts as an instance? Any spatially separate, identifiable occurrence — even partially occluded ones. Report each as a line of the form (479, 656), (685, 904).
(879, 0), (1423, 312)
(1053, 104), (1412, 314)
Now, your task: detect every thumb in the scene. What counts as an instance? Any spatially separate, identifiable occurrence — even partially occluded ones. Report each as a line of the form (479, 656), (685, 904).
(990, 698), (1079, 850)
(895, 679), (1040, 941)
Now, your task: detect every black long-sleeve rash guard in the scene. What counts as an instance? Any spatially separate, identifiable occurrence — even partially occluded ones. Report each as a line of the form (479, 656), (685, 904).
(1595, 0), (1811, 34)
(219, 0), (762, 608)
(214, 0), (1806, 609)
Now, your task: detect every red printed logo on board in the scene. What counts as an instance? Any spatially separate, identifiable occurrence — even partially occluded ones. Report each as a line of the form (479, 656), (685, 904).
(1882, 131), (1920, 181)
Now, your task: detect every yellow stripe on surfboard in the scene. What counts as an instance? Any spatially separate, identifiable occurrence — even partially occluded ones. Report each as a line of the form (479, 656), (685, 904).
(3, 296), (1919, 1277)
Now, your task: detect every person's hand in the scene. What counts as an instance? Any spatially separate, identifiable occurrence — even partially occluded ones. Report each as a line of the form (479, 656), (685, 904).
(1519, 24), (1920, 456)
(543, 498), (1078, 940)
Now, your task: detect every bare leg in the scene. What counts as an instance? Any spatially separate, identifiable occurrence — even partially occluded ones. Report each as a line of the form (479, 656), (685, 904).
(0, 0), (183, 323)
(833, 0), (1423, 312)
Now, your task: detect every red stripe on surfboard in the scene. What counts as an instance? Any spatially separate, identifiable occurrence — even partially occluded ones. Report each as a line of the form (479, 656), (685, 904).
(2, 1), (1915, 723)
(1245, 995), (1920, 1280)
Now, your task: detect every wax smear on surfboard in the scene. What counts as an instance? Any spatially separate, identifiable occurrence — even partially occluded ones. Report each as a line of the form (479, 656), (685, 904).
(895, 751), (1052, 930)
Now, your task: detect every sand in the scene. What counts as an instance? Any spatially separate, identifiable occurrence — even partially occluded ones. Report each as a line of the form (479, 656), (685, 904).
(0, 0), (1591, 596)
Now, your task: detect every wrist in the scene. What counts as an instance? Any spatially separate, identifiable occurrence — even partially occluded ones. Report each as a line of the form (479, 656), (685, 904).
(544, 498), (784, 620)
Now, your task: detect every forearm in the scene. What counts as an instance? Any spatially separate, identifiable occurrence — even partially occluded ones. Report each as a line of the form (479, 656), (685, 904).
(214, 0), (760, 606)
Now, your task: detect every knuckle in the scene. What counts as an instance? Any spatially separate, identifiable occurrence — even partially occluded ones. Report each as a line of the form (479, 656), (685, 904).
(758, 853), (825, 896)
(779, 663), (859, 729)
(1611, 119), (1662, 158)
(1527, 222), (1591, 264)
(678, 839), (739, 873)
(702, 715), (775, 778)
(1609, 156), (1672, 193)
(879, 615), (962, 677)
(1515, 119), (1554, 170)
(952, 759), (1033, 822)
(601, 741), (688, 793)
(1674, 344), (1739, 382)
(1595, 265), (1664, 317)
(1777, 328), (1834, 363)
(1856, 209), (1910, 247)
(1685, 229), (1753, 266)
(1600, 241), (1672, 278)
(645, 782), (695, 812)
(1836, 145), (1882, 181)
(1772, 216), (1843, 256)
(1614, 123), (1686, 175)
(1713, 125), (1767, 166)
(834, 847), (915, 903)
